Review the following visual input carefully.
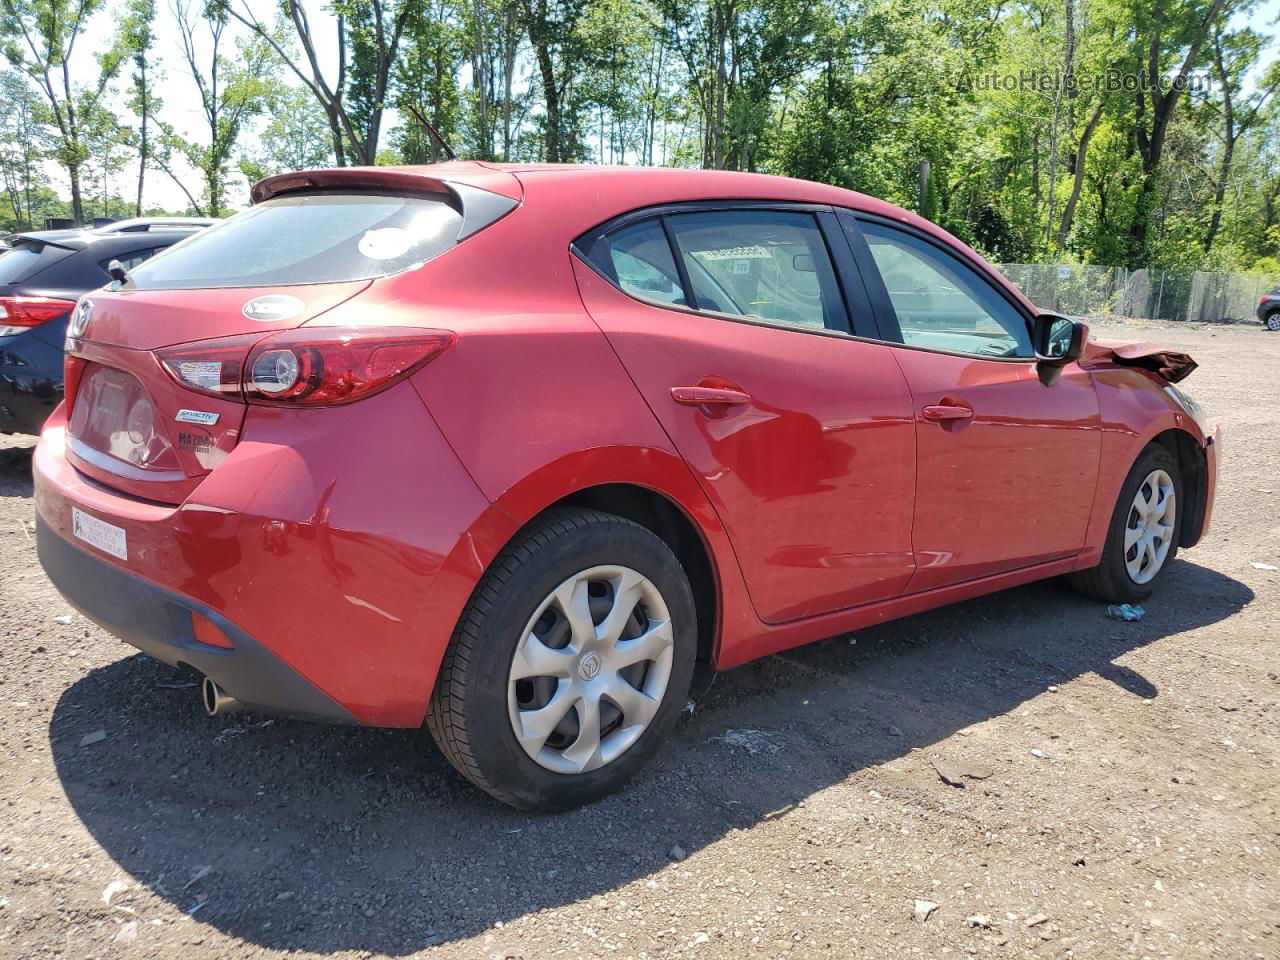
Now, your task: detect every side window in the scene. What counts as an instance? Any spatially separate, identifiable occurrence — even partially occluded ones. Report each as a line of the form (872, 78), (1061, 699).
(666, 210), (846, 331)
(600, 220), (685, 306)
(859, 221), (1033, 358)
(103, 248), (157, 275)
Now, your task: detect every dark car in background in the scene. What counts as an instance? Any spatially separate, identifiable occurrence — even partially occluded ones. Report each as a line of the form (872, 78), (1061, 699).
(1, 217), (218, 434)
(1259, 284), (1280, 331)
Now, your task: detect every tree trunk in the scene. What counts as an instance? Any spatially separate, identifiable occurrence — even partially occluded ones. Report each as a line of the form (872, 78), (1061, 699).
(1045, 0), (1075, 250)
(1203, 33), (1234, 254)
(534, 42), (560, 161)
(136, 58), (148, 217)
(1127, 0), (1227, 266)
(502, 6), (517, 159)
(68, 161), (85, 227)
(1056, 101), (1103, 254)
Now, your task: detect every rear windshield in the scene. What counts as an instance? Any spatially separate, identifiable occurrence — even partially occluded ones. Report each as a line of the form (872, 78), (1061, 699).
(126, 192), (464, 290)
(0, 240), (73, 284)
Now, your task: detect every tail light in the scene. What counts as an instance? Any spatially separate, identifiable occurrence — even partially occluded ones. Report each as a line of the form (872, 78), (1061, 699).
(0, 296), (77, 336)
(156, 327), (456, 406)
(63, 355), (89, 420)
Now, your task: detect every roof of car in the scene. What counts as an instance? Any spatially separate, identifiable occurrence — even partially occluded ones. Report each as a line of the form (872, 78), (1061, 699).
(253, 160), (917, 225)
(3, 224), (208, 251)
(247, 161), (1036, 314)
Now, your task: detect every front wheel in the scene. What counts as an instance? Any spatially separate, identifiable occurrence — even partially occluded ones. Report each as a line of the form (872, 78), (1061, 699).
(1070, 445), (1182, 603)
(426, 509), (697, 811)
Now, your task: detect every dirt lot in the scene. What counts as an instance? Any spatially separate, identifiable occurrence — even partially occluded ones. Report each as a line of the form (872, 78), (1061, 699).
(0, 319), (1277, 960)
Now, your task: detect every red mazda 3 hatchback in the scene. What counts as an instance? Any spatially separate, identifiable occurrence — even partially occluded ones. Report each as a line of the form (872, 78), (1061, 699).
(34, 163), (1218, 810)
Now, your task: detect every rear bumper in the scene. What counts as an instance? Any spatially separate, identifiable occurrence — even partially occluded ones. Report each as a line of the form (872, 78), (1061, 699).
(33, 384), (517, 727)
(37, 515), (356, 722)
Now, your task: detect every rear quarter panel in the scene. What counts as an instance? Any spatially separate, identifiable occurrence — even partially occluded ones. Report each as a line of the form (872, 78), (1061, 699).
(393, 220), (759, 669)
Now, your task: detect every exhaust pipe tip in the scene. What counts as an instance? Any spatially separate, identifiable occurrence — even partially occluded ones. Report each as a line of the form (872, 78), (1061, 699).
(201, 677), (241, 717)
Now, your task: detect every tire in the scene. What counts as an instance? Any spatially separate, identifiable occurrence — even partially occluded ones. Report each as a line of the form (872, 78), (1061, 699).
(1070, 444), (1182, 603)
(1265, 310), (1280, 332)
(426, 508), (697, 811)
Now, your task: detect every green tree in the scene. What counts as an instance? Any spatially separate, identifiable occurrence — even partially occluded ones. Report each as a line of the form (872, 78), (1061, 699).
(0, 68), (49, 230)
(223, 0), (412, 166)
(163, 0), (276, 215)
(0, 0), (125, 225)
(239, 84), (333, 181)
(519, 0), (593, 161)
(461, 0), (525, 160)
(111, 0), (160, 217)
(395, 0), (466, 162)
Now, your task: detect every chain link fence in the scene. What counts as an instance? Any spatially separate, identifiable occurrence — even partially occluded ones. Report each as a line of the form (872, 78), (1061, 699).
(996, 263), (1278, 323)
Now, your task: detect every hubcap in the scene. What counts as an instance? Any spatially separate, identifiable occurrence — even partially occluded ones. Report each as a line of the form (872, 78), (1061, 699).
(1124, 468), (1176, 584)
(507, 565), (674, 774)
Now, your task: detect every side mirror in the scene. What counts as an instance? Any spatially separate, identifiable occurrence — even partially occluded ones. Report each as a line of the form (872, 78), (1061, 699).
(1032, 313), (1088, 385)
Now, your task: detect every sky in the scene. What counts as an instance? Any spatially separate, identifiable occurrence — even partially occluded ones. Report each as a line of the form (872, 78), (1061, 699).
(31, 0), (1280, 217)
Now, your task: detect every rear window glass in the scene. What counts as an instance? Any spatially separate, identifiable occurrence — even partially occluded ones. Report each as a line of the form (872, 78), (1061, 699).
(0, 241), (73, 284)
(126, 192), (463, 290)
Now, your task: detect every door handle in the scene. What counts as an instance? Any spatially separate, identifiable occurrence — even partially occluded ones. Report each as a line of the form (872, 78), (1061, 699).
(671, 386), (751, 408)
(921, 403), (974, 422)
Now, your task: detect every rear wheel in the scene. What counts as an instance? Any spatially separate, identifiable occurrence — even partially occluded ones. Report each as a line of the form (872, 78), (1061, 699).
(1265, 310), (1280, 332)
(426, 509), (697, 810)
(1070, 445), (1181, 603)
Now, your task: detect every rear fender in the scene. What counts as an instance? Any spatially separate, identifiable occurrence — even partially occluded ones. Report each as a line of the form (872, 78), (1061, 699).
(480, 445), (757, 674)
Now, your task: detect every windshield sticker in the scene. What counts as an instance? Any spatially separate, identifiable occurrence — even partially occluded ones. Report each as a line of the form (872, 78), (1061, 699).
(242, 294), (305, 322)
(358, 227), (413, 261)
(691, 244), (772, 262)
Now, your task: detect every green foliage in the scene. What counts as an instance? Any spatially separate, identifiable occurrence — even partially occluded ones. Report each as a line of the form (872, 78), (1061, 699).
(239, 85), (334, 182)
(1, 0), (123, 224)
(394, 0), (467, 162)
(0, 67), (50, 230)
(3, 0), (1277, 274)
(162, 0), (279, 215)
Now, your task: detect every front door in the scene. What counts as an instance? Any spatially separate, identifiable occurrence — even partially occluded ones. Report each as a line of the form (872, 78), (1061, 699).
(850, 216), (1102, 593)
(573, 207), (918, 624)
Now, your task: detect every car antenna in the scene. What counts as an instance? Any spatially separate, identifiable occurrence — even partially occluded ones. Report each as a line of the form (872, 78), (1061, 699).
(404, 105), (457, 162)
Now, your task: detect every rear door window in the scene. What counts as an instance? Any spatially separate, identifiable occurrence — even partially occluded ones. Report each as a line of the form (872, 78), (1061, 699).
(0, 241), (74, 285)
(126, 192), (464, 290)
(666, 210), (847, 331)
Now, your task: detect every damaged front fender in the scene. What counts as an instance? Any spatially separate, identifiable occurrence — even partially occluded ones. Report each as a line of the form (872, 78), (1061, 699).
(1085, 339), (1199, 384)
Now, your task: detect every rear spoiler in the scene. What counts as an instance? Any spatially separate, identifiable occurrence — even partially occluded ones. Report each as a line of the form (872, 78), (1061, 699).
(250, 166), (521, 241)
(3, 231), (86, 251)
(1091, 340), (1198, 384)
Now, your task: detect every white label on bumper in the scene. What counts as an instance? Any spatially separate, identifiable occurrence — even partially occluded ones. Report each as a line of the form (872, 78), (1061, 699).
(71, 507), (128, 561)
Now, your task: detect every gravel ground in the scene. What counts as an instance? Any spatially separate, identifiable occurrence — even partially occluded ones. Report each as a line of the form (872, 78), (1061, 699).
(1, 319), (1277, 960)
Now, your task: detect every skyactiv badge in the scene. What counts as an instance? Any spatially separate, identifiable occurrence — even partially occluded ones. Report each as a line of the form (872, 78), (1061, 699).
(176, 409), (220, 425)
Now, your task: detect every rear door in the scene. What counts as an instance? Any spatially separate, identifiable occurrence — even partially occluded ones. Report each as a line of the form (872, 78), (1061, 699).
(574, 204), (917, 624)
(842, 213), (1101, 592)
